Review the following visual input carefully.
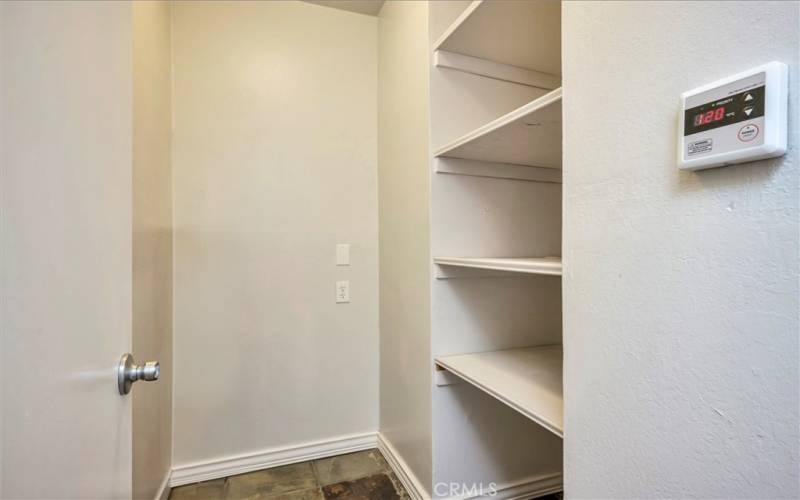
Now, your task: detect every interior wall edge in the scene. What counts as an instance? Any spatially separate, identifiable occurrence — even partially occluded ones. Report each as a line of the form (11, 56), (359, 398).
(132, 0), (174, 498)
(377, 433), (430, 500)
(377, 0), (434, 493)
(168, 0), (177, 478)
(155, 471), (171, 500)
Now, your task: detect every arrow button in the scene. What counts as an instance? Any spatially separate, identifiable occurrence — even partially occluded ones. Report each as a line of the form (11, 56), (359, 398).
(743, 93), (754, 102)
(743, 106), (754, 116)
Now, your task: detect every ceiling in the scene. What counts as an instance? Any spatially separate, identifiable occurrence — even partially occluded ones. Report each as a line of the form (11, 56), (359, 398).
(303, 0), (385, 17)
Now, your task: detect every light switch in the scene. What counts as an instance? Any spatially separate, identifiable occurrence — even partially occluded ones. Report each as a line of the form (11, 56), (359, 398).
(336, 281), (350, 303)
(336, 244), (350, 266)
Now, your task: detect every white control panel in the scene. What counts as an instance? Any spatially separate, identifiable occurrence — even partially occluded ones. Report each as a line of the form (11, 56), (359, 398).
(678, 61), (788, 171)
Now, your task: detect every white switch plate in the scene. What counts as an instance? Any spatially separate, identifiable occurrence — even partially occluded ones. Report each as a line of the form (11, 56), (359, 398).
(336, 244), (350, 266)
(336, 280), (350, 303)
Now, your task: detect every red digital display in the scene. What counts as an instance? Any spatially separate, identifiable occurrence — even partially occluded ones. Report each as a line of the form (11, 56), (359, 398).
(693, 106), (726, 126)
(684, 86), (763, 137)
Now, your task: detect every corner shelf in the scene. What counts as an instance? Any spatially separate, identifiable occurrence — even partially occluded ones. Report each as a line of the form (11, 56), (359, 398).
(435, 345), (564, 438)
(432, 0), (562, 76)
(434, 256), (562, 278)
(434, 88), (562, 169)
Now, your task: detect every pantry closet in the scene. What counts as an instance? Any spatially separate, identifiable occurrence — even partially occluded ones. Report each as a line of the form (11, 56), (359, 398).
(428, 1), (564, 496)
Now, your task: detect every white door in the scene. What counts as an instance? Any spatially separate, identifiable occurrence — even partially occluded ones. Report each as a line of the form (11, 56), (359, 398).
(2, 2), (138, 498)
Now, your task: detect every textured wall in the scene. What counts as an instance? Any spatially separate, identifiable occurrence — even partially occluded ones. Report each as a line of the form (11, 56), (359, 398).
(562, 2), (799, 498)
(172, 1), (378, 467)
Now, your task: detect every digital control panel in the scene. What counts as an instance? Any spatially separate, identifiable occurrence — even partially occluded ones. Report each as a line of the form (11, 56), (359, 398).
(678, 61), (787, 171)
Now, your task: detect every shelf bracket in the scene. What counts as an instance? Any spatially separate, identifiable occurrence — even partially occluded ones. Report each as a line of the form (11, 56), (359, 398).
(435, 364), (464, 387)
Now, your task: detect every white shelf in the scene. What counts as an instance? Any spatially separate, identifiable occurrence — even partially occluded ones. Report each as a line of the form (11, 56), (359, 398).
(432, 0), (561, 76)
(435, 345), (563, 437)
(436, 158), (562, 184)
(434, 88), (562, 169)
(434, 256), (562, 277)
(434, 50), (560, 91)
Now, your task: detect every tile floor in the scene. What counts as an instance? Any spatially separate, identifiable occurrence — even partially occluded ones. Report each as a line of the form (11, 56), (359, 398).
(169, 449), (408, 499)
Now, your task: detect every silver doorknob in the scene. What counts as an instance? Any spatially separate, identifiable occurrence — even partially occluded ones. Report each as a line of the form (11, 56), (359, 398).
(117, 353), (160, 395)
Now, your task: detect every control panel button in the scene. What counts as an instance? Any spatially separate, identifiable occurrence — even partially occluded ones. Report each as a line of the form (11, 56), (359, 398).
(738, 123), (759, 142)
(743, 92), (755, 102)
(743, 106), (755, 116)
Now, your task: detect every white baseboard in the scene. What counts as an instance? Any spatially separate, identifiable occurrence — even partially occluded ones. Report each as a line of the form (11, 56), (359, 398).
(438, 472), (562, 500)
(170, 430), (560, 500)
(377, 433), (430, 500)
(484, 472), (562, 500)
(170, 431), (378, 487)
(377, 432), (561, 500)
(155, 471), (171, 500)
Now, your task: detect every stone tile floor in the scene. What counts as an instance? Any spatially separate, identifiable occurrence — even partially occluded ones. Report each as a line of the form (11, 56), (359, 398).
(169, 449), (409, 499)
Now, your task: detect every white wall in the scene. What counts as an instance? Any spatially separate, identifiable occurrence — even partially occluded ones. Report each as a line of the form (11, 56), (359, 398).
(171, 1), (379, 467)
(132, 2), (173, 498)
(562, 2), (800, 498)
(377, 0), (433, 494)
